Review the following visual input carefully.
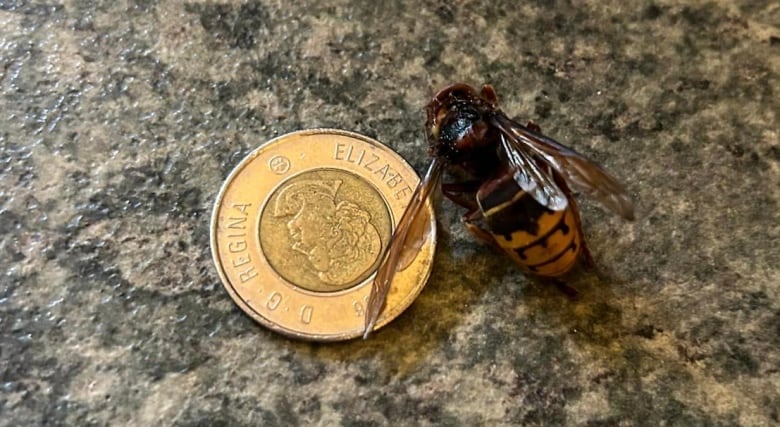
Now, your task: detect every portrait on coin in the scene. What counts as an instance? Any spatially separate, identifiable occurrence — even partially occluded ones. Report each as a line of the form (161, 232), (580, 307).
(273, 179), (383, 287)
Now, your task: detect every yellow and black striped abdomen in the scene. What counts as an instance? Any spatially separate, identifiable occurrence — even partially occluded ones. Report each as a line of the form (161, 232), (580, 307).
(477, 174), (582, 278)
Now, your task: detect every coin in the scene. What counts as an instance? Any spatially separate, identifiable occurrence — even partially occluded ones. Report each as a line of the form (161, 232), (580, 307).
(210, 129), (436, 341)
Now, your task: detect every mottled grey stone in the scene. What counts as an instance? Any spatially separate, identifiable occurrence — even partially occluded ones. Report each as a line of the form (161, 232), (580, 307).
(1, 1), (778, 426)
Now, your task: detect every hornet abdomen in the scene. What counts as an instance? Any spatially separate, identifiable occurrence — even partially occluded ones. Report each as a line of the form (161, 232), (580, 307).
(477, 171), (582, 277)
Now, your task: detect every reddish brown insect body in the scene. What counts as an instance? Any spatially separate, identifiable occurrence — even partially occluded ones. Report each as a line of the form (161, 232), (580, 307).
(363, 83), (634, 338)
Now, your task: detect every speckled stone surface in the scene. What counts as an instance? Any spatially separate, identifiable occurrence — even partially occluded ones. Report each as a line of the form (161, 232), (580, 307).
(1, 1), (778, 426)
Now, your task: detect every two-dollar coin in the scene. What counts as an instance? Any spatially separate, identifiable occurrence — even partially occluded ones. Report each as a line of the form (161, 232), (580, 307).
(210, 129), (436, 341)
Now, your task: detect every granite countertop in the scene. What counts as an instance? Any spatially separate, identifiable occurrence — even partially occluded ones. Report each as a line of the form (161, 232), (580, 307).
(1, 1), (778, 426)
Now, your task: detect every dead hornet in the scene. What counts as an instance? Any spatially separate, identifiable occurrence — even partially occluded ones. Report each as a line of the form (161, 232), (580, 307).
(363, 83), (635, 338)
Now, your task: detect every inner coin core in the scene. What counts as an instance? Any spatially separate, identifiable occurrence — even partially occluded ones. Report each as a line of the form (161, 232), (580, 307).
(259, 168), (392, 292)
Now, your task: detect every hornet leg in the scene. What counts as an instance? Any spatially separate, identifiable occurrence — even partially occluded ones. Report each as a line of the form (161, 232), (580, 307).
(461, 208), (501, 250)
(442, 182), (502, 250)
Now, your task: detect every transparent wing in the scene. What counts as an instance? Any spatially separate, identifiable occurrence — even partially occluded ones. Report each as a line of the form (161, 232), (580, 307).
(498, 133), (568, 211)
(493, 114), (635, 220)
(363, 157), (444, 339)
(396, 197), (436, 272)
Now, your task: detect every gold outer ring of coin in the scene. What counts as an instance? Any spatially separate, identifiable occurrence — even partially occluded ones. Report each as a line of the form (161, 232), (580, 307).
(210, 129), (436, 341)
